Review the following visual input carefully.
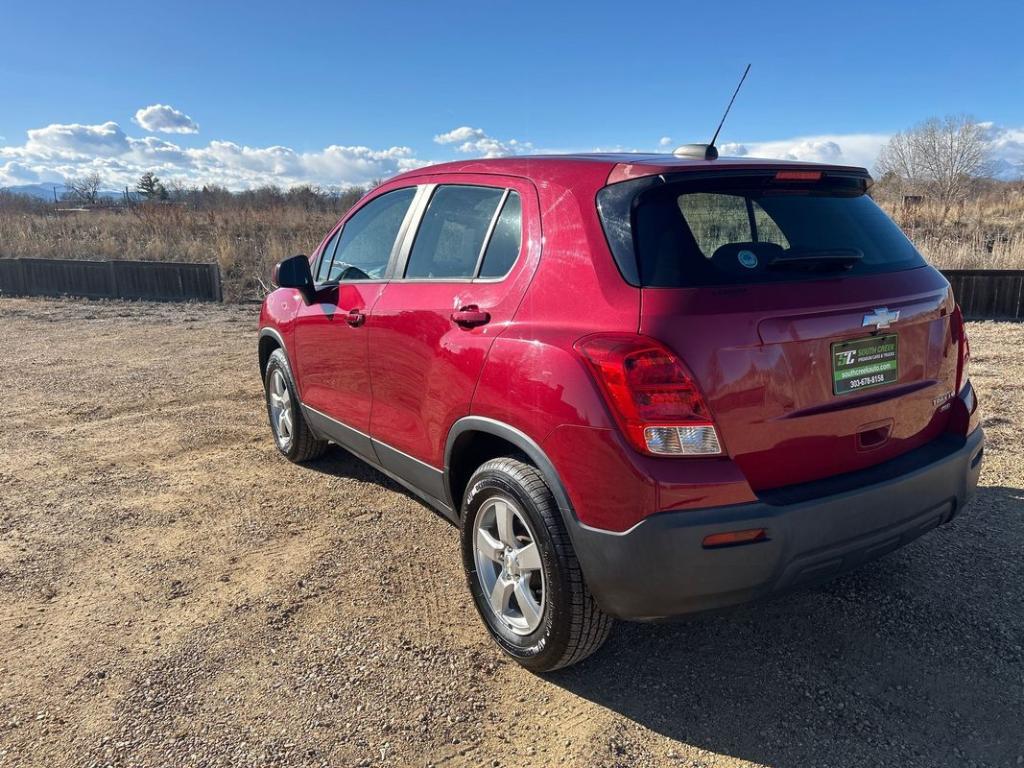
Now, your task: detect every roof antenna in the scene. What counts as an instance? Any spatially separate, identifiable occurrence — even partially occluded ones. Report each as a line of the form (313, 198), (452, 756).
(674, 63), (751, 161)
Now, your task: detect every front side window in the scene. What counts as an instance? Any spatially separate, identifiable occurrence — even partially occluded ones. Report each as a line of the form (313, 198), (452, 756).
(315, 229), (341, 282)
(404, 185), (519, 279)
(321, 187), (416, 282)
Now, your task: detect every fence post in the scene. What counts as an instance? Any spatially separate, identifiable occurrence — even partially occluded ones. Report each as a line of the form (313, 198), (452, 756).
(108, 260), (119, 299)
(211, 263), (223, 302)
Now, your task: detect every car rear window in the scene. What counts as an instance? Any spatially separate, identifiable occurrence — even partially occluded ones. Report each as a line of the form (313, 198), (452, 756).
(597, 173), (926, 287)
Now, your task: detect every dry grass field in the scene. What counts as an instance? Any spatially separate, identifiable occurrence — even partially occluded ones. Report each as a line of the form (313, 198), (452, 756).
(2, 181), (1024, 303)
(0, 297), (1022, 768)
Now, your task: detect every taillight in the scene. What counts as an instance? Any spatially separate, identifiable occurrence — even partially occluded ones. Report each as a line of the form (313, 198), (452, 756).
(575, 334), (722, 456)
(952, 304), (970, 392)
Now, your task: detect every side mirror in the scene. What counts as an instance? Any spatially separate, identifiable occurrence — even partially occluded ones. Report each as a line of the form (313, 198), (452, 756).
(272, 254), (315, 301)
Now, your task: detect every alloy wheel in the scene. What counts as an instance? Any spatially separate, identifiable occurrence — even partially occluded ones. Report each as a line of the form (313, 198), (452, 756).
(473, 496), (546, 635)
(267, 368), (294, 448)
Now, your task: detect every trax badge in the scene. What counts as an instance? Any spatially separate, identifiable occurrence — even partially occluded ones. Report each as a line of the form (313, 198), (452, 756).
(862, 307), (900, 329)
(737, 249), (758, 269)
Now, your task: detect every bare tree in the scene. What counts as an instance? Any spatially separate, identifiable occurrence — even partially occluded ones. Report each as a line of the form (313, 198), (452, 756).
(66, 172), (103, 205)
(877, 115), (989, 219)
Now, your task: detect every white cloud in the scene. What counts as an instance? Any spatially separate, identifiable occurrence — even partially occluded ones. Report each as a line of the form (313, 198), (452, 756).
(0, 120), (425, 190)
(718, 133), (891, 169)
(4, 116), (1024, 191)
(0, 161), (40, 184)
(133, 104), (199, 134)
(25, 121), (131, 158)
(979, 123), (1024, 179)
(434, 125), (533, 158)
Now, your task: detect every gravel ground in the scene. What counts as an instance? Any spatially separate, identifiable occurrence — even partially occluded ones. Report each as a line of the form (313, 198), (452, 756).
(0, 296), (1021, 768)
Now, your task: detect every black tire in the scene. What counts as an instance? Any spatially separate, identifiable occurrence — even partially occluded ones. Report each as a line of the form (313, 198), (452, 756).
(460, 456), (613, 672)
(263, 348), (327, 463)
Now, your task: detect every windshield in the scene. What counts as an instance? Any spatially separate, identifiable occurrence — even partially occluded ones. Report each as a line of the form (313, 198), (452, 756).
(597, 173), (926, 287)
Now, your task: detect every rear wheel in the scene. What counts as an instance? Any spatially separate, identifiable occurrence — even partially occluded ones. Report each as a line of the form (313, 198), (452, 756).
(461, 457), (612, 671)
(263, 348), (327, 463)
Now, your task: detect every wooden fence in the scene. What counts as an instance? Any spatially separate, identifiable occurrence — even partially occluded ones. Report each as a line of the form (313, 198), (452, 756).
(0, 258), (222, 302)
(941, 270), (1024, 320)
(0, 259), (1018, 316)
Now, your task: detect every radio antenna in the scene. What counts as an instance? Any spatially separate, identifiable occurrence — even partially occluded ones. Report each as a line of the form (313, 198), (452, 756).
(709, 63), (751, 149)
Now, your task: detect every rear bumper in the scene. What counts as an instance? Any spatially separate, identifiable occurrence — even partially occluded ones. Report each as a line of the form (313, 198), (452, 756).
(570, 428), (984, 620)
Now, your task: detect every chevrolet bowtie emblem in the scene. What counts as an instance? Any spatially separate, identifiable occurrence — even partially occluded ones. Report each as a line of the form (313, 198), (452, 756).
(862, 307), (900, 329)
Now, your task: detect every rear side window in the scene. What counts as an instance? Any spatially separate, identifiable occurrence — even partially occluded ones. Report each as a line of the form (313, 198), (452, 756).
(321, 187), (416, 282)
(404, 185), (521, 279)
(677, 193), (789, 256)
(598, 174), (926, 287)
(479, 191), (522, 278)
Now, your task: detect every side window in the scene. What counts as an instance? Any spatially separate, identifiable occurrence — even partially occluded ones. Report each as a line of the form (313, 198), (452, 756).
(315, 229), (341, 282)
(327, 187), (416, 281)
(677, 193), (788, 257)
(479, 191), (522, 278)
(677, 193), (751, 256)
(405, 186), (505, 279)
(751, 201), (789, 248)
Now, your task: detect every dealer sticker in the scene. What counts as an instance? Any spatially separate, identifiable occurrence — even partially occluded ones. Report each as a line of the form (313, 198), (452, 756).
(831, 334), (899, 396)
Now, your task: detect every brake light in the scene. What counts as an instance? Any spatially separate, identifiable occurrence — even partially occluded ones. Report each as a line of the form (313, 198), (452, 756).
(952, 304), (970, 392)
(774, 170), (822, 181)
(575, 334), (722, 456)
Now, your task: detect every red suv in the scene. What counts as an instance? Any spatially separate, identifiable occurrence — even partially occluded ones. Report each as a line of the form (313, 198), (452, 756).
(259, 152), (983, 671)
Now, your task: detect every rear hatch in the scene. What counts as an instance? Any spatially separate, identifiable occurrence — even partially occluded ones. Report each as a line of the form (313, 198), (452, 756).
(598, 168), (959, 491)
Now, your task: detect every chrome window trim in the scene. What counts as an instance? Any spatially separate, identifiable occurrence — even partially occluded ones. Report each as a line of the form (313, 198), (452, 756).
(394, 182), (522, 284)
(472, 188), (510, 278)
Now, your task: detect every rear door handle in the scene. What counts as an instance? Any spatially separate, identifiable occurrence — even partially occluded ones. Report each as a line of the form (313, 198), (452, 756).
(346, 308), (366, 327)
(451, 305), (490, 328)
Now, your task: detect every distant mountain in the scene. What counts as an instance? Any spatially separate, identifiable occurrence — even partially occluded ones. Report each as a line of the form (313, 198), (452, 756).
(987, 159), (1024, 181)
(1, 183), (125, 200)
(2, 183), (68, 200)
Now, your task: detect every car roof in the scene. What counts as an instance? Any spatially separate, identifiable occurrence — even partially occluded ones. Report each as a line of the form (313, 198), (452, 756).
(391, 153), (870, 186)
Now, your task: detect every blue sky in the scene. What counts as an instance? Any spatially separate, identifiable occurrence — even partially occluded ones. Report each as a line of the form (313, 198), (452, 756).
(3, 0), (1024, 189)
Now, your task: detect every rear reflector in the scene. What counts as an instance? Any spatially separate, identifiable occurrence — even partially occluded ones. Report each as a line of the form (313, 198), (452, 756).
(702, 528), (767, 549)
(952, 303), (970, 393)
(644, 425), (721, 455)
(774, 170), (822, 181)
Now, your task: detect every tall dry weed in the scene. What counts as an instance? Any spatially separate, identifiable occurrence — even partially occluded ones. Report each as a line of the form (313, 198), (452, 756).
(2, 182), (1023, 301)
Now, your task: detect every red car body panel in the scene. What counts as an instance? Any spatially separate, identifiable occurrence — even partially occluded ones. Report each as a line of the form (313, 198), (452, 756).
(260, 153), (981, 549)
(367, 173), (543, 468)
(291, 281), (386, 433)
(641, 268), (958, 493)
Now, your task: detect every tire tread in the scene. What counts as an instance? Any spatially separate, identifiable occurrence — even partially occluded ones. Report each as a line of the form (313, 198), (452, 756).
(469, 456), (612, 670)
(265, 349), (328, 463)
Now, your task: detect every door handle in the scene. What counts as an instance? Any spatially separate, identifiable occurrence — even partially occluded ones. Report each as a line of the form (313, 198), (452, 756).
(346, 308), (366, 327)
(451, 305), (490, 328)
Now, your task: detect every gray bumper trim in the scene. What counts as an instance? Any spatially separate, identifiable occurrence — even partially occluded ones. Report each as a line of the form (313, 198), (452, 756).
(571, 429), (984, 620)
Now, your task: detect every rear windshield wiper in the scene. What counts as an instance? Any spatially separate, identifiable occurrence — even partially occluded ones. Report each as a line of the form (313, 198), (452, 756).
(768, 248), (864, 271)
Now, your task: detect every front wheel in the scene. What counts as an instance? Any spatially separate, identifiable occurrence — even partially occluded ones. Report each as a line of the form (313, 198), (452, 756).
(460, 457), (613, 672)
(263, 348), (327, 463)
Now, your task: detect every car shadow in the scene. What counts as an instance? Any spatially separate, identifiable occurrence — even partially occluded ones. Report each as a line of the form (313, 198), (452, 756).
(303, 445), (457, 524)
(546, 485), (1024, 767)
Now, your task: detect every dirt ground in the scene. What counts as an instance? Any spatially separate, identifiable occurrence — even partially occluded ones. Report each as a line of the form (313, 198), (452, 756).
(0, 297), (1021, 768)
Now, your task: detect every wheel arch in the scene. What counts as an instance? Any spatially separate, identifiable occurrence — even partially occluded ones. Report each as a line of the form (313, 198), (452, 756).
(444, 417), (576, 525)
(258, 327), (287, 378)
